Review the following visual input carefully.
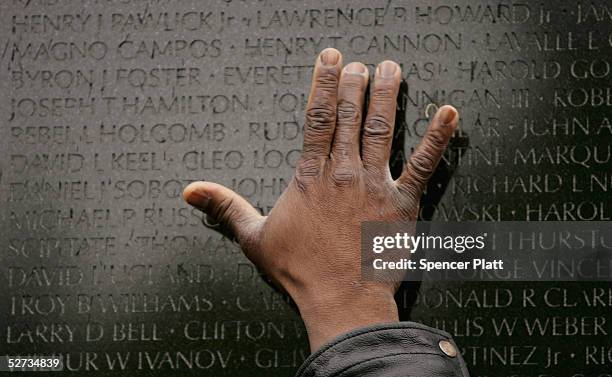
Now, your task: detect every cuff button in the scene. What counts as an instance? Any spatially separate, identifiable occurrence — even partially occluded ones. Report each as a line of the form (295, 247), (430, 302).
(438, 340), (457, 357)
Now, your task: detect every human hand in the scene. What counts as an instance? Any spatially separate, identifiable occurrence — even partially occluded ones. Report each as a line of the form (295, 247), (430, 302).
(183, 48), (458, 351)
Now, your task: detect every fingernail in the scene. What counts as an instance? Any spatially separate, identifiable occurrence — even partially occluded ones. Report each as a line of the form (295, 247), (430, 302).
(320, 48), (340, 66)
(344, 62), (366, 75)
(378, 60), (397, 78)
(186, 190), (210, 210)
(438, 105), (457, 125)
(203, 214), (220, 228)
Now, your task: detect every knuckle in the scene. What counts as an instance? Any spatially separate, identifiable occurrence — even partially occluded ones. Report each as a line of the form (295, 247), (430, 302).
(295, 157), (323, 189)
(330, 165), (358, 187)
(364, 114), (393, 140)
(337, 100), (361, 125)
(306, 104), (336, 133)
(292, 174), (310, 193)
(408, 151), (437, 181)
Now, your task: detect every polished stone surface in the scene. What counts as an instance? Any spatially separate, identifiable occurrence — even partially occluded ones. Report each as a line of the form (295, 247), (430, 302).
(1, 1), (610, 375)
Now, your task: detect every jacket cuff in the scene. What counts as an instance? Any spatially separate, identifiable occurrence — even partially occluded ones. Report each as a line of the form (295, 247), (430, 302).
(296, 321), (470, 377)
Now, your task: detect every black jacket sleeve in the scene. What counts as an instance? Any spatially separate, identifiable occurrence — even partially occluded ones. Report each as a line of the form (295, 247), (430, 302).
(296, 322), (470, 377)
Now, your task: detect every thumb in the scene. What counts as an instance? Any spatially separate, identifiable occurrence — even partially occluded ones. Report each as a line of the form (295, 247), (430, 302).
(183, 181), (263, 245)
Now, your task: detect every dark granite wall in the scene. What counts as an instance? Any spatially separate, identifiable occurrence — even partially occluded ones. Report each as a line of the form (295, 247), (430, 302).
(1, 1), (611, 375)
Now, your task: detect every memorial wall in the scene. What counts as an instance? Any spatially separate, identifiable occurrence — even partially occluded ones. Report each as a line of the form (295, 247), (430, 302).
(1, 0), (611, 375)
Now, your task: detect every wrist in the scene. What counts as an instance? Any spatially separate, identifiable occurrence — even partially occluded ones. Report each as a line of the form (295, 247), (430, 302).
(294, 285), (399, 351)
